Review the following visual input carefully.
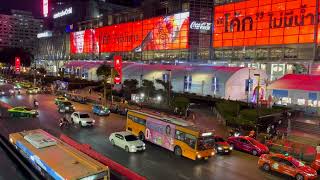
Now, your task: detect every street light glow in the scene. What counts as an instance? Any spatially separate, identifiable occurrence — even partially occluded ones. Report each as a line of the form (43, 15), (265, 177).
(157, 95), (161, 101)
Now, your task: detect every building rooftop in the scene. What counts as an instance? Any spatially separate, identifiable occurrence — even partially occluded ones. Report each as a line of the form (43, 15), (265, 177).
(268, 74), (320, 92)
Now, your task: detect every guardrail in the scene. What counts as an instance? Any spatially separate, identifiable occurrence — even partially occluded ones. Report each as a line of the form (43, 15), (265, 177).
(60, 134), (147, 180)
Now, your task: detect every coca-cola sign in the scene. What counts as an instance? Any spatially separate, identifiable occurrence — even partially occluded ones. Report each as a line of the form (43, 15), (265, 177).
(190, 21), (212, 31)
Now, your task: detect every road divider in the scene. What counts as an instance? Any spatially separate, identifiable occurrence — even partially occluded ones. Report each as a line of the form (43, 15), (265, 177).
(60, 134), (147, 180)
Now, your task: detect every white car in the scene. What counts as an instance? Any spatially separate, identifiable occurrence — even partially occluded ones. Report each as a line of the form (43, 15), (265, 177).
(109, 131), (146, 153)
(70, 112), (95, 127)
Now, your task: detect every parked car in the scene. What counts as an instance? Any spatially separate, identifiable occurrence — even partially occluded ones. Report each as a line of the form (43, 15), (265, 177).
(258, 153), (318, 180)
(70, 112), (95, 127)
(227, 136), (269, 156)
(8, 106), (38, 117)
(109, 104), (128, 116)
(109, 131), (145, 153)
(92, 104), (110, 116)
(214, 136), (233, 154)
(58, 101), (75, 113)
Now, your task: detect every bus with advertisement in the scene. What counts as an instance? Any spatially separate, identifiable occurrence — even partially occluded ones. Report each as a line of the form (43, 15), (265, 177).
(9, 129), (110, 180)
(126, 110), (216, 160)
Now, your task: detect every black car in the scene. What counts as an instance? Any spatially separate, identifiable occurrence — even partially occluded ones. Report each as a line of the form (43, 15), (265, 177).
(58, 101), (75, 113)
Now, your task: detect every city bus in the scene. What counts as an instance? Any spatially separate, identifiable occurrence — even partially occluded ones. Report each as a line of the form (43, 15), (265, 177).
(126, 110), (216, 160)
(9, 129), (110, 180)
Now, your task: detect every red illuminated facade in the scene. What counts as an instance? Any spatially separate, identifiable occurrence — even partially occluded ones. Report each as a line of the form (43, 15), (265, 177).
(70, 12), (189, 54)
(213, 0), (320, 47)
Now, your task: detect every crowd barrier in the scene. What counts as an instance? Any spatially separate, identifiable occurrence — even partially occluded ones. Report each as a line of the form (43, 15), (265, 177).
(60, 134), (147, 180)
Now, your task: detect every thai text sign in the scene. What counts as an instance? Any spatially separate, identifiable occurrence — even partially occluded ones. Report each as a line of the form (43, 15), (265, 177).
(213, 0), (320, 47)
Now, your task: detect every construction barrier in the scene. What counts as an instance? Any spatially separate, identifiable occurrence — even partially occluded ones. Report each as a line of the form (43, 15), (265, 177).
(60, 134), (147, 180)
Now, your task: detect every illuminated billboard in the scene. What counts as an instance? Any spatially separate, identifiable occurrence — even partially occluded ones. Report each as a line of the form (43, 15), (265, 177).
(70, 12), (189, 54)
(70, 29), (98, 54)
(213, 0), (320, 48)
(15, 57), (20, 72)
(43, 0), (48, 17)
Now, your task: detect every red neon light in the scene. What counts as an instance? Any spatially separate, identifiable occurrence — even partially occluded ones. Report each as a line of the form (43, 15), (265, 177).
(213, 0), (320, 47)
(15, 57), (20, 72)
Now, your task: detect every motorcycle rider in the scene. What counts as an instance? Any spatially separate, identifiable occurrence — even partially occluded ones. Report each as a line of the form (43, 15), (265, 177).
(59, 115), (69, 128)
(33, 99), (39, 108)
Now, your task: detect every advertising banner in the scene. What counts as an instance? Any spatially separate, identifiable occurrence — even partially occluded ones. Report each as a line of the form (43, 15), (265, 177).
(113, 55), (122, 84)
(15, 57), (20, 73)
(145, 117), (176, 151)
(70, 12), (189, 54)
(213, 0), (320, 47)
(70, 29), (98, 54)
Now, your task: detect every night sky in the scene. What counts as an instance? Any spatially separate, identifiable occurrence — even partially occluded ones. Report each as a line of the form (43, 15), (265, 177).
(0, 0), (41, 17)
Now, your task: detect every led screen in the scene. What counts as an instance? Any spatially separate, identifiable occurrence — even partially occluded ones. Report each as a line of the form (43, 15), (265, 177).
(70, 12), (189, 54)
(213, 0), (320, 47)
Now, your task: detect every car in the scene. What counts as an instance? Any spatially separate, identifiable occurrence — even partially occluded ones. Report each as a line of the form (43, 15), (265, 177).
(0, 89), (14, 96)
(58, 101), (75, 113)
(70, 112), (95, 127)
(26, 88), (38, 94)
(33, 87), (41, 93)
(259, 153), (318, 180)
(227, 136), (269, 156)
(92, 104), (110, 116)
(214, 136), (233, 154)
(55, 96), (68, 105)
(109, 131), (145, 153)
(8, 106), (38, 117)
(311, 154), (320, 173)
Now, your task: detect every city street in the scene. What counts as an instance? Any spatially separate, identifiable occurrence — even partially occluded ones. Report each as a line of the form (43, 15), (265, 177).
(0, 85), (286, 180)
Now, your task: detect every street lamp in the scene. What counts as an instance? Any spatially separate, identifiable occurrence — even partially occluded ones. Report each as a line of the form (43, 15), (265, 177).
(156, 95), (162, 102)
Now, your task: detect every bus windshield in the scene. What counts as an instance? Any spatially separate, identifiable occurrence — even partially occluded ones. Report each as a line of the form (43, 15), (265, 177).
(197, 136), (215, 151)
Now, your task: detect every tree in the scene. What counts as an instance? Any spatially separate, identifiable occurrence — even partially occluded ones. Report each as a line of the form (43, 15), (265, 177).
(123, 79), (138, 99)
(156, 79), (173, 105)
(141, 79), (156, 100)
(172, 96), (190, 114)
(37, 67), (47, 75)
(96, 64), (118, 105)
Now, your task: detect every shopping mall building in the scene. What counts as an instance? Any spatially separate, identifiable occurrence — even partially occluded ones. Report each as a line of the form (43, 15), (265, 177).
(35, 0), (320, 80)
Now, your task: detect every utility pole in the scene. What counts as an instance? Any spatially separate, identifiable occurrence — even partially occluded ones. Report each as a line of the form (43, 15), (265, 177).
(254, 73), (261, 135)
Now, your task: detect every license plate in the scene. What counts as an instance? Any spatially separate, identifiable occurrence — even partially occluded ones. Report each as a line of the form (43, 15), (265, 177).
(225, 150), (229, 152)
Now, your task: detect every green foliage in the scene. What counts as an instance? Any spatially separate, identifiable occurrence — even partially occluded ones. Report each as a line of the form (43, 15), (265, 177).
(96, 64), (112, 78)
(123, 79), (139, 99)
(141, 79), (156, 98)
(216, 100), (285, 130)
(172, 96), (190, 112)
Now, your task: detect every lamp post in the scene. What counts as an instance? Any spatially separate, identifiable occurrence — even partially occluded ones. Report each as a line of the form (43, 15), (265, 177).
(254, 73), (261, 136)
(166, 69), (172, 106)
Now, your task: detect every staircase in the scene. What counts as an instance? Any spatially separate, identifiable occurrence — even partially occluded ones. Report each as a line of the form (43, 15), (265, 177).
(292, 120), (320, 135)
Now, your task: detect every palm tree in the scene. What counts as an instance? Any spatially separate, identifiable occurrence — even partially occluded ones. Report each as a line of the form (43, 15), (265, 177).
(141, 79), (156, 101)
(96, 64), (118, 105)
(156, 79), (172, 105)
(123, 79), (138, 99)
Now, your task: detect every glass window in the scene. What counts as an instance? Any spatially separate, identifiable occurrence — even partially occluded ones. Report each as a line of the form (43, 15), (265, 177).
(125, 135), (138, 141)
(175, 130), (196, 149)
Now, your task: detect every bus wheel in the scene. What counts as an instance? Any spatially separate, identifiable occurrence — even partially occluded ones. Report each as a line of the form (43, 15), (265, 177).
(174, 146), (182, 157)
(139, 132), (145, 141)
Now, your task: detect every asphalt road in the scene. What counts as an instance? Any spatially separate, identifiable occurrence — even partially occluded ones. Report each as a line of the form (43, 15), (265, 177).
(0, 84), (291, 180)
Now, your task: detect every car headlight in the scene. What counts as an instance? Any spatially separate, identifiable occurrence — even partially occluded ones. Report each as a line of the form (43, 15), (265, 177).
(92, 120), (95, 123)
(217, 147), (223, 151)
(211, 152), (215, 156)
(197, 154), (202, 159)
(100, 110), (104, 113)
(1, 92), (4, 95)
(229, 146), (233, 150)
(143, 143), (146, 147)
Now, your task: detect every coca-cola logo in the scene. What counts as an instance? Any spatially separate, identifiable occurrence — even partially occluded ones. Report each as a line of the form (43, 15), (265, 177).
(190, 21), (212, 31)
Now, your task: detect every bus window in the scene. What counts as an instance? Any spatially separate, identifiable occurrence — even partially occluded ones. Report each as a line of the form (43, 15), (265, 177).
(175, 130), (196, 149)
(197, 136), (215, 151)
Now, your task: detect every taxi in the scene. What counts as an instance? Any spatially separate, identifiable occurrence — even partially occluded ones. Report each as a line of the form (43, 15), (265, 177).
(54, 96), (68, 105)
(258, 153), (318, 180)
(311, 154), (320, 172)
(8, 107), (38, 118)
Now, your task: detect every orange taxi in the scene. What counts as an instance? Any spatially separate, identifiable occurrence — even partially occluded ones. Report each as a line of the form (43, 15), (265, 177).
(258, 153), (318, 180)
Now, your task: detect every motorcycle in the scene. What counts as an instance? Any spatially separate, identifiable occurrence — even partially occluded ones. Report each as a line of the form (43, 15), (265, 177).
(59, 117), (70, 128)
(34, 101), (39, 108)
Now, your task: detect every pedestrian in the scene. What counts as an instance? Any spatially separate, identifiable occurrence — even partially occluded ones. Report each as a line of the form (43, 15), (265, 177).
(89, 88), (91, 95)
